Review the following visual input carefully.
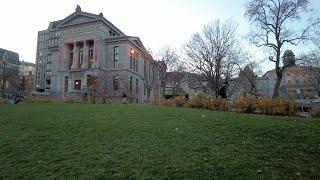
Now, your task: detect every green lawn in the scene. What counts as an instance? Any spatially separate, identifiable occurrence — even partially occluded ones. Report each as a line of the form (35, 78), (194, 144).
(0, 104), (319, 179)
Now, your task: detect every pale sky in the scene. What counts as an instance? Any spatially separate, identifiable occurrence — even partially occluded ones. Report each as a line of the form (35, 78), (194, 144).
(0, 0), (319, 72)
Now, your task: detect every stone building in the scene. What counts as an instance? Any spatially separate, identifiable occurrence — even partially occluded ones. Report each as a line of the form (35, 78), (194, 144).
(164, 72), (207, 99)
(35, 5), (165, 102)
(0, 48), (19, 96)
(18, 61), (35, 95)
(259, 50), (320, 99)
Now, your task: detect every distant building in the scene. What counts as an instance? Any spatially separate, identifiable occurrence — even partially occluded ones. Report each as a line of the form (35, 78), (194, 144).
(35, 5), (165, 102)
(18, 61), (35, 95)
(259, 50), (320, 99)
(0, 48), (19, 96)
(165, 72), (207, 99)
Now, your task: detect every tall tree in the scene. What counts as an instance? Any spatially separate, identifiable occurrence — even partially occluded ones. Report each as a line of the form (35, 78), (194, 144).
(238, 61), (262, 96)
(158, 46), (179, 72)
(245, 0), (319, 98)
(185, 19), (241, 97)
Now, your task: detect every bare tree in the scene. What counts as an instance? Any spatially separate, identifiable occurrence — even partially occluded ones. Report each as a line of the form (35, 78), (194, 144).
(0, 57), (18, 97)
(184, 19), (241, 97)
(158, 46), (179, 72)
(144, 60), (164, 100)
(238, 61), (261, 96)
(245, 0), (319, 98)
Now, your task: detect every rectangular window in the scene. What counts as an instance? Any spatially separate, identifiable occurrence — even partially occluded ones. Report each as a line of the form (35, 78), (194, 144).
(113, 76), (119, 91)
(87, 75), (98, 88)
(69, 52), (73, 69)
(135, 53), (139, 72)
(46, 63), (52, 70)
(130, 77), (133, 91)
(130, 48), (134, 70)
(133, 54), (136, 71)
(114, 46), (119, 68)
(114, 60), (119, 68)
(114, 46), (119, 54)
(88, 49), (94, 68)
(79, 51), (83, 68)
(136, 79), (138, 93)
(74, 80), (81, 90)
(47, 54), (52, 62)
(144, 61), (147, 76)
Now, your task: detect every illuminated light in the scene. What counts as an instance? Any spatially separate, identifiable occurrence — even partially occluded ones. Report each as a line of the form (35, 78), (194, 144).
(75, 82), (79, 85)
(130, 49), (135, 54)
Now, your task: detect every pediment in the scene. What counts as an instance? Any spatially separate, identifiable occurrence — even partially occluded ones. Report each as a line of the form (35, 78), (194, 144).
(59, 14), (98, 27)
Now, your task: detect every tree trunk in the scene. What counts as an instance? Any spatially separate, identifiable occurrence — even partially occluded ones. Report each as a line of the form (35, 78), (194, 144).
(273, 73), (282, 98)
(272, 49), (283, 98)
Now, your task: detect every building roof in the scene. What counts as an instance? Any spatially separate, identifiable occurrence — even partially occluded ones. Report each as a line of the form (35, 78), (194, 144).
(105, 36), (147, 51)
(166, 72), (206, 89)
(48, 5), (125, 36)
(0, 48), (19, 65)
(20, 61), (35, 67)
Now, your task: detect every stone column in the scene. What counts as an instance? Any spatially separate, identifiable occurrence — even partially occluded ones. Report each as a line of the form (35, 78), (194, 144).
(72, 43), (76, 69)
(82, 40), (88, 69)
(74, 42), (80, 69)
(68, 76), (73, 92)
(83, 73), (87, 88)
(62, 44), (68, 71)
(92, 40), (98, 68)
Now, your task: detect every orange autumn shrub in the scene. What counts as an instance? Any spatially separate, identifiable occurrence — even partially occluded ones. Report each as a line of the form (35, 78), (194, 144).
(254, 96), (272, 114)
(236, 93), (256, 113)
(173, 96), (187, 107)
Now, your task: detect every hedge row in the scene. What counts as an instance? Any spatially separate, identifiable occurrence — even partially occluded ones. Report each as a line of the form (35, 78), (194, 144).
(149, 93), (301, 117)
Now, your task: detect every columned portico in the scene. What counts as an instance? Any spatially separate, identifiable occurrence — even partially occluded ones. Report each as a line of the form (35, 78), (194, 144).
(38, 5), (164, 102)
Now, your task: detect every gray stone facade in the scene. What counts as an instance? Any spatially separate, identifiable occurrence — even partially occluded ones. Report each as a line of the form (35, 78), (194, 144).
(35, 5), (165, 102)
(0, 48), (19, 96)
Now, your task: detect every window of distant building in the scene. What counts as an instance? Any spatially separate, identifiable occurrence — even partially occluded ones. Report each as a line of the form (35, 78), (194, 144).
(136, 79), (138, 93)
(87, 75), (98, 88)
(88, 40), (94, 68)
(114, 46), (119, 68)
(64, 77), (68, 93)
(88, 49), (93, 68)
(46, 63), (52, 71)
(109, 30), (116, 37)
(74, 80), (81, 90)
(79, 50), (83, 68)
(113, 75), (119, 91)
(47, 54), (52, 62)
(135, 53), (139, 72)
(130, 77), (133, 91)
(69, 52), (74, 69)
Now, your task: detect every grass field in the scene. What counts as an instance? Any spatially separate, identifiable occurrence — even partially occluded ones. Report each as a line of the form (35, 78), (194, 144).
(0, 104), (319, 179)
